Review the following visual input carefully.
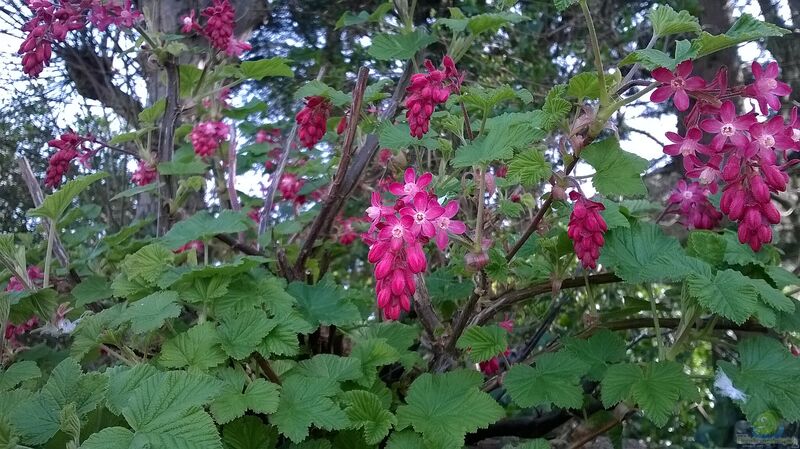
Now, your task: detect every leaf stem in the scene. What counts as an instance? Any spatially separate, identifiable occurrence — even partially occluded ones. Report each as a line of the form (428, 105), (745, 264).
(474, 166), (485, 252)
(621, 33), (659, 86)
(647, 285), (665, 361)
(579, 0), (609, 106)
(43, 221), (55, 289)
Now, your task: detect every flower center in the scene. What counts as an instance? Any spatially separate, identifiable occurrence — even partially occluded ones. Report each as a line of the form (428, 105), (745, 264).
(403, 183), (415, 194)
(414, 212), (426, 223)
(792, 129), (800, 142)
(670, 77), (685, 90)
(438, 217), (450, 229)
(760, 135), (776, 148)
(720, 123), (735, 137)
(766, 79), (778, 90)
(699, 167), (716, 184)
(391, 225), (403, 239)
(682, 190), (694, 200)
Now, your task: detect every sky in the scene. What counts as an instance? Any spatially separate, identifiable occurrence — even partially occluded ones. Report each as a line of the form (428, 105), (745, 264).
(0, 0), (791, 199)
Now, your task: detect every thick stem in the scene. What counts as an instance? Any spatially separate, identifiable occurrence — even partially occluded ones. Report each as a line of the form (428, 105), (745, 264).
(43, 222), (55, 289)
(253, 352), (282, 385)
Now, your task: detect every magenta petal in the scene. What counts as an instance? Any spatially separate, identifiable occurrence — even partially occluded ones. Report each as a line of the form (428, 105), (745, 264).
(684, 77), (706, 90)
(731, 133), (750, 148)
(665, 131), (682, 143)
(421, 220), (435, 238)
(448, 220), (466, 234)
(388, 183), (405, 196)
(686, 127), (703, 140)
(765, 61), (779, 78)
(710, 133), (727, 150)
(652, 67), (674, 83)
(435, 230), (448, 250)
(673, 89), (689, 111)
(443, 200), (459, 217)
(719, 101), (736, 122)
(417, 172), (433, 188)
(404, 167), (415, 183)
(663, 143), (681, 156)
(426, 205), (445, 219)
(675, 60), (693, 78)
(413, 192), (427, 210)
(775, 83), (792, 96)
(650, 86), (673, 103)
(751, 61), (762, 78)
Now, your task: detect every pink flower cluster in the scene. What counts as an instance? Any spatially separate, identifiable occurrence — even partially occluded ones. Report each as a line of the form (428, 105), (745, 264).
(131, 159), (158, 186)
(181, 0), (251, 56)
(45, 132), (92, 188)
(278, 173), (305, 205)
(190, 121), (229, 157)
(567, 191), (607, 270)
(5, 266), (43, 292)
(19, 0), (140, 77)
(668, 180), (722, 230)
(654, 60), (796, 251)
(404, 56), (461, 138)
(479, 318), (514, 376)
(296, 96), (332, 148)
(363, 168), (466, 320)
(337, 216), (361, 245)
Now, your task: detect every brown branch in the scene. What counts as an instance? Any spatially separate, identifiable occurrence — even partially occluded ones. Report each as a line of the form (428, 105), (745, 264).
(214, 234), (260, 256)
(252, 352), (282, 385)
(293, 67), (370, 276)
(156, 59), (180, 235)
(471, 273), (621, 326)
(567, 404), (633, 449)
(412, 273), (442, 341)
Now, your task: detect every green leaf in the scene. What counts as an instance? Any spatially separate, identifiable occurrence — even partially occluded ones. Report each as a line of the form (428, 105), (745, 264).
(686, 231), (726, 267)
(139, 98), (166, 125)
(159, 322), (227, 371)
(692, 14), (789, 58)
(601, 361), (697, 427)
(452, 118), (545, 168)
(120, 243), (175, 285)
(461, 85), (532, 111)
(295, 81), (351, 107)
(581, 138), (648, 197)
(719, 336), (800, 422)
(456, 325), (508, 363)
(554, 0), (579, 12)
(752, 278), (795, 313)
(295, 354), (363, 382)
(599, 221), (709, 283)
(223, 100), (268, 120)
(210, 372), (280, 425)
(258, 312), (315, 357)
(368, 30), (437, 61)
(599, 199), (630, 230)
(106, 364), (161, 415)
(687, 269), (759, 324)
(217, 311), (275, 360)
(336, 2), (393, 29)
(161, 210), (251, 250)
(567, 72), (615, 100)
(79, 427), (135, 449)
(766, 266), (800, 289)
(343, 390), (397, 445)
(396, 370), (504, 449)
(505, 352), (589, 410)
(541, 85), (571, 130)
(722, 231), (777, 266)
(240, 58), (293, 80)
(270, 375), (349, 443)
(563, 329), (626, 380)
(288, 279), (360, 327)
(179, 65), (203, 98)
(649, 5), (701, 37)
(111, 182), (163, 201)
(350, 338), (402, 385)
(123, 290), (182, 334)
(222, 416), (279, 449)
(619, 39), (697, 71)
(466, 12), (529, 34)
(121, 370), (224, 449)
(507, 149), (550, 186)
(378, 122), (437, 150)
(29, 172), (108, 221)
(0, 361), (40, 391)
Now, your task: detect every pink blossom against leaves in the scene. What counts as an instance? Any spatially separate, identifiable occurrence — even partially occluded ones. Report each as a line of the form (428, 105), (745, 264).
(663, 127), (712, 160)
(745, 61), (792, 114)
(699, 101), (757, 151)
(405, 58), (455, 138)
(747, 115), (794, 158)
(201, 0), (235, 52)
(5, 266), (44, 292)
(567, 191), (607, 270)
(131, 159), (158, 186)
(190, 121), (229, 157)
(277, 172), (305, 203)
(88, 0), (142, 31)
(296, 96), (332, 148)
(400, 192), (446, 238)
(388, 167), (433, 202)
(668, 180), (722, 230)
(650, 60), (706, 111)
(44, 132), (90, 188)
(434, 200), (466, 251)
(180, 9), (199, 33)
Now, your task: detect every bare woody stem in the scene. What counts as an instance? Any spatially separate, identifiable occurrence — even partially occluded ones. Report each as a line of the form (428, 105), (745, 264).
(580, 0), (609, 106)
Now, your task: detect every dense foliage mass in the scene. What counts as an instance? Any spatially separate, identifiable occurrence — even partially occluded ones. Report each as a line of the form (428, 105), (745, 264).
(1, 1), (799, 448)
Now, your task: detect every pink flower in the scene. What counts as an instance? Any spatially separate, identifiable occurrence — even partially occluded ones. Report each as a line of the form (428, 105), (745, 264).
(745, 61), (791, 114)
(131, 159), (157, 186)
(180, 9), (199, 33)
(338, 217), (359, 245)
(700, 101), (756, 150)
(650, 60), (706, 111)
(663, 128), (712, 159)
(225, 38), (251, 57)
(5, 266), (44, 292)
(747, 115), (793, 159)
(190, 121), (229, 157)
(668, 180), (722, 230)
(377, 215), (416, 251)
(388, 168), (433, 202)
(567, 191), (607, 270)
(44, 132), (89, 188)
(433, 200), (467, 250)
(89, 0), (142, 31)
(366, 191), (394, 231)
(19, 1), (85, 77)
(201, 0), (235, 52)
(400, 192), (445, 238)
(405, 59), (453, 138)
(296, 96), (331, 148)
(277, 173), (305, 203)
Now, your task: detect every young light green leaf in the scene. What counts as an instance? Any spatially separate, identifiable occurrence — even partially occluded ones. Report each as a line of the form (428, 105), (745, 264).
(210, 376), (280, 425)
(159, 322), (227, 371)
(138, 98), (166, 125)
(378, 122), (438, 150)
(396, 370), (504, 449)
(123, 290), (182, 334)
(553, 0), (579, 12)
(686, 231), (726, 267)
(687, 269), (759, 324)
(120, 243), (175, 285)
(368, 30), (437, 61)
(618, 39), (697, 70)
(504, 352), (590, 409)
(581, 138), (648, 197)
(270, 375), (349, 443)
(342, 390), (397, 444)
(452, 119), (544, 168)
(240, 57), (293, 80)
(294, 81), (352, 107)
(29, 172), (108, 221)
(541, 85), (570, 130)
(693, 14), (789, 58)
(507, 149), (550, 186)
(455, 325), (508, 363)
(649, 5), (701, 37)
(599, 199), (630, 230)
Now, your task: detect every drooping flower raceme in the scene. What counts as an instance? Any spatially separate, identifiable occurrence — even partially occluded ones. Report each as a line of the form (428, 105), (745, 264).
(567, 191), (607, 270)
(657, 60), (796, 251)
(131, 159), (158, 186)
(404, 58), (458, 138)
(44, 132), (92, 188)
(296, 96), (332, 149)
(363, 168), (466, 320)
(190, 121), (229, 157)
(180, 0), (251, 56)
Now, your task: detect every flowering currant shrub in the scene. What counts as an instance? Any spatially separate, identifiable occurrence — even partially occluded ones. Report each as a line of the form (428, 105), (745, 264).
(4, 1), (800, 449)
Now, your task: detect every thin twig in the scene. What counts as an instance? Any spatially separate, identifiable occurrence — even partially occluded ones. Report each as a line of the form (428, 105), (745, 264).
(253, 352), (282, 385)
